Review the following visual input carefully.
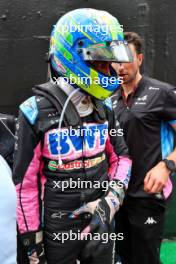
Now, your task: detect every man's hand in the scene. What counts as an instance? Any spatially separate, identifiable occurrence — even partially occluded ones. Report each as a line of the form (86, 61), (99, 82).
(69, 180), (124, 259)
(70, 180), (124, 239)
(70, 196), (119, 237)
(28, 244), (46, 264)
(144, 161), (170, 193)
(28, 252), (39, 264)
(70, 180), (124, 235)
(21, 230), (46, 264)
(69, 195), (119, 259)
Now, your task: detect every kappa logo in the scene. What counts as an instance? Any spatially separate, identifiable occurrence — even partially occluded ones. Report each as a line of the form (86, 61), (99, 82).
(144, 217), (157, 225)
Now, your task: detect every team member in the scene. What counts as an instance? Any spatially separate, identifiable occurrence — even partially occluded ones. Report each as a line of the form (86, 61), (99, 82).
(112, 32), (176, 264)
(13, 9), (132, 264)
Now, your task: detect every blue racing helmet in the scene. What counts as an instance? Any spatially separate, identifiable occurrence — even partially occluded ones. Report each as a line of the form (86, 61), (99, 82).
(49, 8), (132, 100)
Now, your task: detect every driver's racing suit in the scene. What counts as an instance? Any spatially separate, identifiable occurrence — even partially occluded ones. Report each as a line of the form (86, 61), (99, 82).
(13, 85), (132, 264)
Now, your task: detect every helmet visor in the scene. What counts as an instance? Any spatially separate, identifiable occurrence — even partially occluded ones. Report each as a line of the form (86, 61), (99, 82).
(81, 40), (133, 63)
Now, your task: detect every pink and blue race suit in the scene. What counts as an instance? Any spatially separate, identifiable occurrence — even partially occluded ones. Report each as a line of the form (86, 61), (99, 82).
(13, 91), (132, 264)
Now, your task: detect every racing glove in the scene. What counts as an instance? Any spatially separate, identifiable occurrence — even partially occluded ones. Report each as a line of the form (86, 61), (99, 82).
(70, 179), (125, 236)
(20, 230), (46, 264)
(70, 180), (125, 259)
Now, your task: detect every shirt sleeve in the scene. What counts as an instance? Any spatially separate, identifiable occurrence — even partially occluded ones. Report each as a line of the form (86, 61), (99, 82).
(161, 86), (176, 125)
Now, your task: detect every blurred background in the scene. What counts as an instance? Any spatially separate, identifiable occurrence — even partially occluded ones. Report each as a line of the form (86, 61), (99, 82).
(0, 0), (176, 262)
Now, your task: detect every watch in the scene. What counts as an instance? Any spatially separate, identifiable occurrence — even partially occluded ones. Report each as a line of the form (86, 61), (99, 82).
(162, 159), (176, 173)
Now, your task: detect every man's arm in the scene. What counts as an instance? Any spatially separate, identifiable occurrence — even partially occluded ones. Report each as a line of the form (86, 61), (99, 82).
(13, 110), (42, 234)
(13, 97), (46, 263)
(144, 124), (176, 193)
